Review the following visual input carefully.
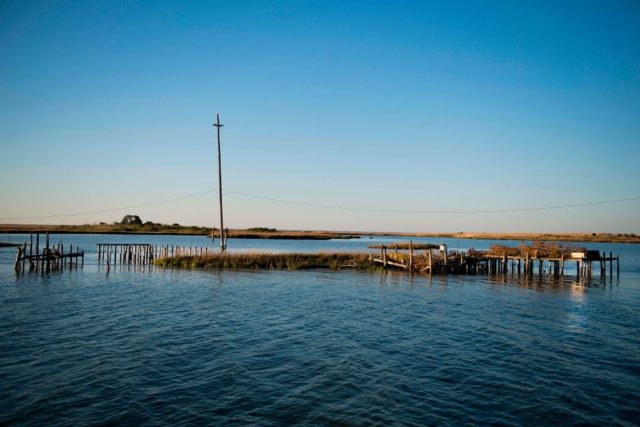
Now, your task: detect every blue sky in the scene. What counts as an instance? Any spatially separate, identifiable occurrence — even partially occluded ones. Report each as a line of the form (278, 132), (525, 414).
(1, 0), (639, 232)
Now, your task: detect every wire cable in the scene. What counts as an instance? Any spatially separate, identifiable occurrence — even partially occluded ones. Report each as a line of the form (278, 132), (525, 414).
(1, 190), (639, 221)
(226, 192), (640, 214)
(0, 190), (215, 221)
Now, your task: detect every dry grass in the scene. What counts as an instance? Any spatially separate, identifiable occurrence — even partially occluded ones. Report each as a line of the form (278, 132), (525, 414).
(487, 242), (586, 258)
(368, 242), (439, 250)
(154, 252), (380, 271)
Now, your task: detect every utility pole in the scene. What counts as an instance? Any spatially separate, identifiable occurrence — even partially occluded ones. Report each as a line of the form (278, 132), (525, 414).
(213, 113), (226, 252)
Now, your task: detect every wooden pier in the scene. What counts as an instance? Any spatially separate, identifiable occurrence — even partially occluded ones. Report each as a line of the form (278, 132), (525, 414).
(14, 233), (84, 273)
(97, 243), (218, 268)
(372, 241), (620, 279)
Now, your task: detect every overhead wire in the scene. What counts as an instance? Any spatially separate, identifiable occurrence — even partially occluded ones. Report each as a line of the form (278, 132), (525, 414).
(225, 192), (640, 214)
(0, 190), (216, 221)
(1, 189), (639, 221)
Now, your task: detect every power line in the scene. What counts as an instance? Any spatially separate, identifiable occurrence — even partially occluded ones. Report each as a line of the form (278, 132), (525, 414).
(0, 190), (215, 221)
(226, 192), (640, 214)
(1, 190), (639, 221)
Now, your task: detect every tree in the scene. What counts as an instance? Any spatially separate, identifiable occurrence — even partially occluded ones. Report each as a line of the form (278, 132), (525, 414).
(121, 215), (142, 225)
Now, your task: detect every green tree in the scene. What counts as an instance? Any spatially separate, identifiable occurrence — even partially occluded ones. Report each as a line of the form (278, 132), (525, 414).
(121, 214), (142, 225)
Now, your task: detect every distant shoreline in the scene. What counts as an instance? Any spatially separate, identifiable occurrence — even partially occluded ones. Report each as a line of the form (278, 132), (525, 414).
(0, 224), (357, 240)
(385, 232), (640, 244)
(0, 224), (637, 244)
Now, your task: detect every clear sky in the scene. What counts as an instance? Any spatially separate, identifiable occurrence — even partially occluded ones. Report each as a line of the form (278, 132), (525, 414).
(1, 0), (639, 232)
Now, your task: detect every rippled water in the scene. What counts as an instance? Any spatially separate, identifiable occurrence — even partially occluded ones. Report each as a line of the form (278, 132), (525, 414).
(1, 234), (639, 425)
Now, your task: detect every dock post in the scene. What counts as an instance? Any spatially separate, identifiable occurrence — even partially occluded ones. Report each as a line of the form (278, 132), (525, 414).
(444, 250), (448, 272)
(45, 232), (50, 273)
(409, 240), (413, 270)
(14, 247), (22, 272)
(609, 251), (613, 277)
(617, 255), (620, 277)
(576, 260), (581, 278)
(35, 233), (40, 271)
(428, 250), (432, 273)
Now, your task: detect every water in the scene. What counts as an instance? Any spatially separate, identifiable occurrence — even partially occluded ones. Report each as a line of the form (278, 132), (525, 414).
(1, 234), (639, 425)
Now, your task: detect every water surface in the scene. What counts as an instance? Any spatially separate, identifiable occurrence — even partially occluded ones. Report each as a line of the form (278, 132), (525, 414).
(1, 234), (639, 425)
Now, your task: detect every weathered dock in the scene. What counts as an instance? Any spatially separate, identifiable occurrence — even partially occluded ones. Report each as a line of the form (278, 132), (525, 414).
(372, 241), (620, 279)
(14, 233), (84, 273)
(97, 243), (218, 268)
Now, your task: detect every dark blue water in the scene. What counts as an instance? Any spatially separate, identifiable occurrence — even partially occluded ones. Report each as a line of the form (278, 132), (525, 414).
(1, 234), (639, 425)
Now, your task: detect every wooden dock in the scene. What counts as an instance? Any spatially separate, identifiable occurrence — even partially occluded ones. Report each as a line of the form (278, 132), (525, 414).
(97, 243), (218, 268)
(14, 233), (84, 273)
(372, 241), (620, 279)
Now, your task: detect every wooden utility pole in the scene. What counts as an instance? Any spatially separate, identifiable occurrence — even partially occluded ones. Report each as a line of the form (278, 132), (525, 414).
(214, 113), (226, 252)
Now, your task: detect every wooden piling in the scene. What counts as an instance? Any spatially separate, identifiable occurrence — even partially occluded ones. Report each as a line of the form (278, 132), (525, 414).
(610, 251), (613, 277)
(409, 240), (413, 270)
(35, 233), (40, 271)
(21, 243), (27, 272)
(14, 247), (22, 272)
(45, 233), (50, 273)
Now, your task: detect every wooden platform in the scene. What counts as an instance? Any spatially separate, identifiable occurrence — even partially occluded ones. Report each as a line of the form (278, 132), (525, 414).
(372, 241), (620, 278)
(14, 233), (84, 273)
